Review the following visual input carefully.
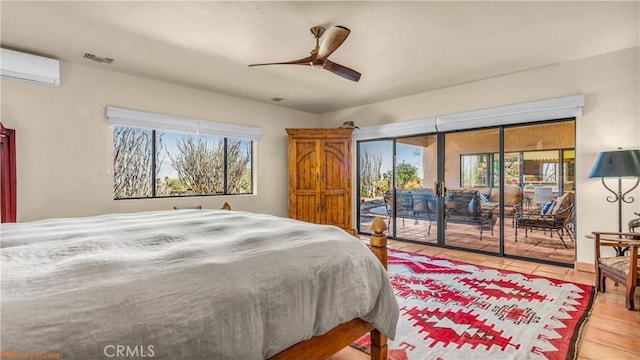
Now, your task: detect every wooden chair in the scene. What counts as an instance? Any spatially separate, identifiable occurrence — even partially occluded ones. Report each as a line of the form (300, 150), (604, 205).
(593, 231), (640, 310)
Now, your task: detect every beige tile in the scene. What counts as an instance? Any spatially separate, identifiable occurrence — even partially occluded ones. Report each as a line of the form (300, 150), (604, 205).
(536, 264), (570, 275)
(531, 270), (565, 280)
(562, 271), (595, 285)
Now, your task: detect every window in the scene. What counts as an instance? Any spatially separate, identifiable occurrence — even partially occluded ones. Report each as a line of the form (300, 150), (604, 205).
(114, 127), (252, 199)
(106, 107), (260, 200)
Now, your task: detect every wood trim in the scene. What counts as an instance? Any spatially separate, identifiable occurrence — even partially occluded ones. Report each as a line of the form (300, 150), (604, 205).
(270, 216), (389, 360)
(269, 319), (374, 360)
(286, 128), (354, 138)
(0, 123), (16, 223)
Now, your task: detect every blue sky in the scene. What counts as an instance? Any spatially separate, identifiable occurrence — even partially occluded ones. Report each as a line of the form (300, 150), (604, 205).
(359, 140), (424, 176)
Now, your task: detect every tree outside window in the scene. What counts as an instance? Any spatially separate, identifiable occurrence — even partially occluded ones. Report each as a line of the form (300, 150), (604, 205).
(113, 126), (252, 199)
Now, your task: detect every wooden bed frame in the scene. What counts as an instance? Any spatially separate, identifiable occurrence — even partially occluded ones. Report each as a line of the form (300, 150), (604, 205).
(221, 203), (389, 360)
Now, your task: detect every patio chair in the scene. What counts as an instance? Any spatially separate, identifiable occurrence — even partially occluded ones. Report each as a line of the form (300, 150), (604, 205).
(411, 188), (438, 234)
(383, 190), (415, 228)
(515, 192), (574, 248)
(444, 189), (494, 240)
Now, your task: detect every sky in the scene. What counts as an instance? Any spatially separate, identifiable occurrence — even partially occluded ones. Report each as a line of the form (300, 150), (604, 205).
(359, 140), (424, 177)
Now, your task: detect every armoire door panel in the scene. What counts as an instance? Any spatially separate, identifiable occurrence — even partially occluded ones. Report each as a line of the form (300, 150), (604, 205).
(294, 141), (318, 192)
(323, 194), (347, 228)
(322, 148), (349, 190)
(286, 128), (353, 233)
(294, 194), (319, 223)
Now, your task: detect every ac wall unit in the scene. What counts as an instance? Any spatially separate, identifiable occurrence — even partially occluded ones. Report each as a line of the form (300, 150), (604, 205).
(0, 48), (60, 87)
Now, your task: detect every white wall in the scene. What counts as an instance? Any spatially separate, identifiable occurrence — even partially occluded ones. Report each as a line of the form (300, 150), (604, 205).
(3, 48), (638, 266)
(320, 47), (640, 266)
(1, 60), (319, 221)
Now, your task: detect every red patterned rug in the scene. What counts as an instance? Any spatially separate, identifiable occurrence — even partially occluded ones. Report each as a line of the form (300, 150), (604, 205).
(354, 249), (595, 360)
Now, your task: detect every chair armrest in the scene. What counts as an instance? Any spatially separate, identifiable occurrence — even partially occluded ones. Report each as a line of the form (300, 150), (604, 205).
(550, 206), (572, 218)
(592, 231), (640, 238)
(593, 233), (640, 248)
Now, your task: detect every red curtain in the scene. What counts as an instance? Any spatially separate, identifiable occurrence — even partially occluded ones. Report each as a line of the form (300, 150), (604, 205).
(0, 123), (16, 222)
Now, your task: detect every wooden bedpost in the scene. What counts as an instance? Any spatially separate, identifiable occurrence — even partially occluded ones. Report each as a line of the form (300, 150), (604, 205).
(369, 216), (388, 360)
(369, 217), (388, 269)
(220, 202), (231, 210)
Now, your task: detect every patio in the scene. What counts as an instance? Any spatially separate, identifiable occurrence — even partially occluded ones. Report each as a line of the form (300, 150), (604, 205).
(359, 199), (575, 265)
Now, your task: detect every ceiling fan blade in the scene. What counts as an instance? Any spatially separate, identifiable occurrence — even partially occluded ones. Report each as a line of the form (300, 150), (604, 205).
(316, 26), (350, 60)
(249, 56), (312, 67)
(323, 60), (361, 82)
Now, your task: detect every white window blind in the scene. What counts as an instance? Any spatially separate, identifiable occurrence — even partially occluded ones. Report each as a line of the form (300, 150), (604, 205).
(105, 106), (262, 140)
(352, 117), (437, 141)
(352, 94), (584, 140)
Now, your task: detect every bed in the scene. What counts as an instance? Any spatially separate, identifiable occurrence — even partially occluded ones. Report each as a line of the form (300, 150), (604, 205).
(0, 207), (398, 360)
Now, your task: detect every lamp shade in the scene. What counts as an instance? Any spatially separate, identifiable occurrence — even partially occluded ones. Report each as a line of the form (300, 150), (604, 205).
(588, 149), (640, 178)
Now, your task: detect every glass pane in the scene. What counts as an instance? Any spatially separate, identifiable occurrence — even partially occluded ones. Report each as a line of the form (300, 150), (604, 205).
(505, 120), (575, 265)
(523, 150), (560, 197)
(394, 135), (438, 244)
(563, 149), (575, 193)
(494, 152), (521, 187)
(358, 140), (393, 235)
(113, 126), (153, 199)
(226, 138), (252, 194)
(157, 131), (225, 196)
(444, 128), (499, 253)
(461, 153), (491, 187)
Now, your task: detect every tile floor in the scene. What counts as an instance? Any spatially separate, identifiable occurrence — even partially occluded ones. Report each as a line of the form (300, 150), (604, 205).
(360, 215), (575, 265)
(329, 240), (640, 360)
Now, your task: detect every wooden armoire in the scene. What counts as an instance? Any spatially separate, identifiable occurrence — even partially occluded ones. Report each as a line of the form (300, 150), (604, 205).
(286, 128), (354, 234)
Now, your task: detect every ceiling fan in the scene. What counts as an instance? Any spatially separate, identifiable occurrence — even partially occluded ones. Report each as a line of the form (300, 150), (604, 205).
(249, 25), (361, 82)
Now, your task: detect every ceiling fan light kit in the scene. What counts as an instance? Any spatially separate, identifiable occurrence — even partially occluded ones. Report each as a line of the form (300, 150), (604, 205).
(249, 25), (361, 82)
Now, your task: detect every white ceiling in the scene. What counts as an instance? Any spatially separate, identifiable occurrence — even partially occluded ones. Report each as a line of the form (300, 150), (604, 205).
(1, 1), (638, 114)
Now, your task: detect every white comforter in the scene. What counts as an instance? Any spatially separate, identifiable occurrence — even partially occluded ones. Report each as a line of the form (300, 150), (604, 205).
(0, 210), (398, 359)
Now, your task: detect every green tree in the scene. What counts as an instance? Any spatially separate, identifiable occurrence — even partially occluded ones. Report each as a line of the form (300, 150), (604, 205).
(386, 162), (421, 189)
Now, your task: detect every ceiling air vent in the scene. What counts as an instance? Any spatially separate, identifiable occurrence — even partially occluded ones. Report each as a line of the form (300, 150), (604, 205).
(83, 53), (114, 64)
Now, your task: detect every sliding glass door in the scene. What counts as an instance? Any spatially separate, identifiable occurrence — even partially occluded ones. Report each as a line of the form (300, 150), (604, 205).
(443, 128), (500, 253)
(356, 119), (576, 266)
(358, 140), (394, 235)
(357, 134), (439, 243)
(504, 121), (576, 261)
(393, 134), (438, 244)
